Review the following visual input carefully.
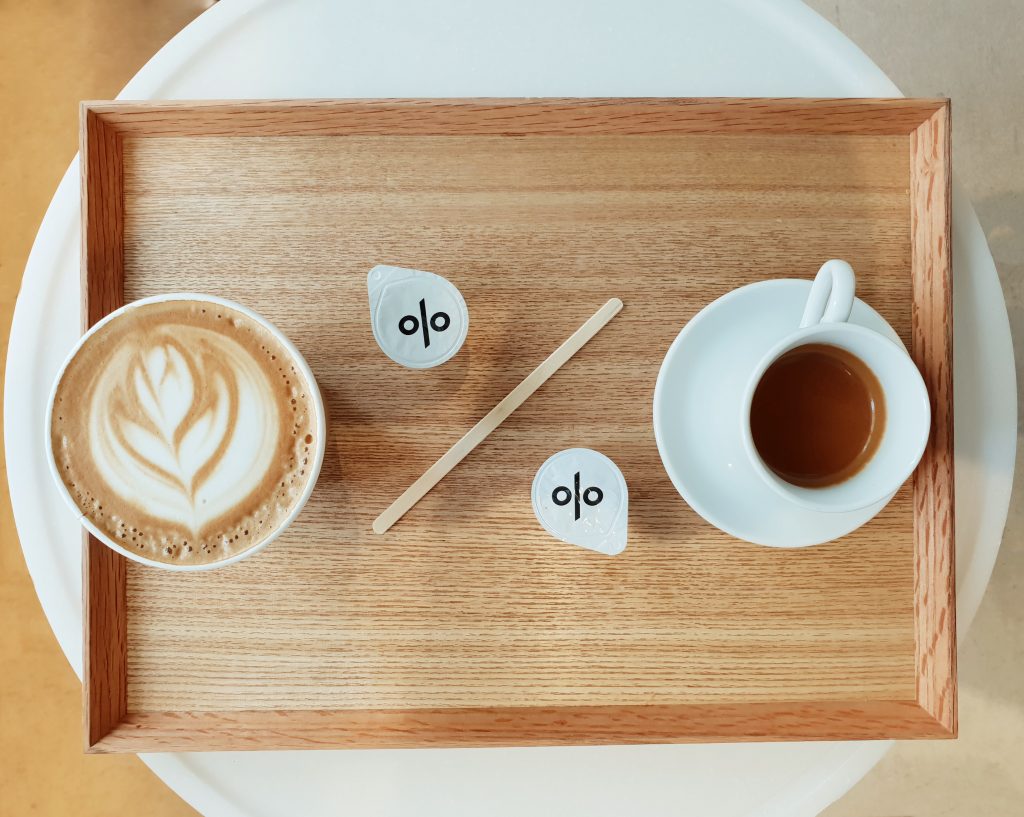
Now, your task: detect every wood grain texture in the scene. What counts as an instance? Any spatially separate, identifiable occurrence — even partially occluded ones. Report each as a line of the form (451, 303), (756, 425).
(374, 298), (623, 533)
(909, 101), (957, 734)
(83, 97), (947, 136)
(80, 105), (124, 325)
(79, 99), (955, 751)
(83, 535), (127, 749)
(89, 700), (951, 753)
(80, 105), (128, 749)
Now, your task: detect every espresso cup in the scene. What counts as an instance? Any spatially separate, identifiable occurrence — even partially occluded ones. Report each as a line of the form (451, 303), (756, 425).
(740, 261), (931, 513)
(45, 294), (327, 571)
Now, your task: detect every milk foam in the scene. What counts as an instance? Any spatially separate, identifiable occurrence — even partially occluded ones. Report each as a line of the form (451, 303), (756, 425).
(89, 327), (280, 533)
(51, 300), (317, 566)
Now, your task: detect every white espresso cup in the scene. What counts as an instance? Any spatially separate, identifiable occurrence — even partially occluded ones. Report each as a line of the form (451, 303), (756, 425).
(740, 261), (931, 513)
(45, 294), (327, 571)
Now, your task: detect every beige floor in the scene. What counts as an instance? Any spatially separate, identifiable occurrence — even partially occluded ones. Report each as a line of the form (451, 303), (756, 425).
(0, 2), (1019, 815)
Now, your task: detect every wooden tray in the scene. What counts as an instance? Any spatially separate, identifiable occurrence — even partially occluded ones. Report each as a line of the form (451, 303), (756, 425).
(80, 98), (954, 752)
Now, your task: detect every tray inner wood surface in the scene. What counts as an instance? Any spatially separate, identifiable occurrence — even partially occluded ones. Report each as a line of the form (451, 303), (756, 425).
(119, 130), (918, 713)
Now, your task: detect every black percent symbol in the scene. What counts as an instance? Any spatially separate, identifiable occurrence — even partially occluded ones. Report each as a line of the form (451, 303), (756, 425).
(552, 471), (603, 521)
(398, 298), (451, 348)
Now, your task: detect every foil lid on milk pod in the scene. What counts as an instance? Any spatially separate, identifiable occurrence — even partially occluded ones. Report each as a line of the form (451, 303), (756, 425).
(368, 265), (469, 368)
(532, 448), (628, 556)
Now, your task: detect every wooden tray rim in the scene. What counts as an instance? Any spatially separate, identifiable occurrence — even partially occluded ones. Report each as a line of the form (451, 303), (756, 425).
(80, 97), (955, 752)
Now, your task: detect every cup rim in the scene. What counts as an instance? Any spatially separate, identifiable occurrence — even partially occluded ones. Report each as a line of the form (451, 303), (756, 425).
(740, 322), (931, 514)
(44, 293), (327, 572)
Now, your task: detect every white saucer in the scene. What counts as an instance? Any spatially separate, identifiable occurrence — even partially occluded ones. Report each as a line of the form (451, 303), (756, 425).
(653, 279), (903, 547)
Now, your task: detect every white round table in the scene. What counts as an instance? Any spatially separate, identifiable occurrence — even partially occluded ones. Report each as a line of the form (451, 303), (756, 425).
(6, 1), (1016, 815)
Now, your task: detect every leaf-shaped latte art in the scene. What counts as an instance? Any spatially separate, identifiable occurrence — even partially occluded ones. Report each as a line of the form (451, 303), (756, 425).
(88, 325), (280, 535)
(109, 339), (238, 503)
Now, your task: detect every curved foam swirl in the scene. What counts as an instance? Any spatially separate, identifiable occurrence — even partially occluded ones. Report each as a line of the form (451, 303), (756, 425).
(90, 327), (278, 533)
(50, 300), (318, 566)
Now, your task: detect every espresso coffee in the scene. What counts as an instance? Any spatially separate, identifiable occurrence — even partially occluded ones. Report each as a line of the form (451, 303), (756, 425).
(750, 343), (885, 488)
(50, 300), (318, 566)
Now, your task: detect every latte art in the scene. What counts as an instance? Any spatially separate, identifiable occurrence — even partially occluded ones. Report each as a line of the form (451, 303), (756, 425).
(94, 329), (278, 533)
(50, 300), (319, 566)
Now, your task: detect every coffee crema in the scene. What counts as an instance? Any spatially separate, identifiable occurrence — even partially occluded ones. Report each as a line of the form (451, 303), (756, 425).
(750, 343), (885, 488)
(50, 300), (317, 566)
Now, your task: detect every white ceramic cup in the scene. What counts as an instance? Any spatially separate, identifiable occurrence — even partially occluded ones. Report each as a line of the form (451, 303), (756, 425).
(740, 261), (931, 513)
(44, 293), (327, 571)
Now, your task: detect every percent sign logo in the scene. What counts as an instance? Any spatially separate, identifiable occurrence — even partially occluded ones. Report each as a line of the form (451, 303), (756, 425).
(398, 298), (451, 348)
(551, 471), (604, 521)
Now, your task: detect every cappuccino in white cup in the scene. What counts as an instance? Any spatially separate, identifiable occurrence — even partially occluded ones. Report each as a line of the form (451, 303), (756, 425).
(46, 294), (326, 570)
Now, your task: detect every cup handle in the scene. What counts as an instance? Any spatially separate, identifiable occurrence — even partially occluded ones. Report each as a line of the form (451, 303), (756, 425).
(799, 259), (856, 328)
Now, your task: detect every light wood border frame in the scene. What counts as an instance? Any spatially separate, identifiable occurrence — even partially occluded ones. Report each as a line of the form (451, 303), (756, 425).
(80, 98), (954, 752)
